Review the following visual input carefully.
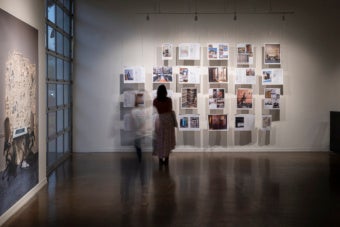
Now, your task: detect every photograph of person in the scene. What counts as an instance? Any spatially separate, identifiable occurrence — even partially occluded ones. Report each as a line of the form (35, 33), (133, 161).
(237, 88), (253, 109)
(162, 43), (172, 60)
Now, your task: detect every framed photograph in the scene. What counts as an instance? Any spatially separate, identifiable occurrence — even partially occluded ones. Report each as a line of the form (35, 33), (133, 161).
(153, 66), (173, 83)
(207, 43), (229, 60)
(235, 68), (256, 85)
(235, 114), (255, 131)
(262, 115), (272, 130)
(208, 114), (228, 131)
(237, 43), (254, 65)
(264, 88), (280, 109)
(162, 43), (173, 60)
(178, 114), (200, 131)
(123, 66), (145, 83)
(178, 43), (200, 60)
(237, 88), (253, 109)
(262, 68), (283, 85)
(178, 66), (200, 84)
(181, 88), (198, 109)
(209, 88), (225, 109)
(208, 66), (228, 83)
(264, 43), (280, 64)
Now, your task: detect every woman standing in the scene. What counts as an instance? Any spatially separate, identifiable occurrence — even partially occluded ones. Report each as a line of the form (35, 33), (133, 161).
(153, 85), (176, 166)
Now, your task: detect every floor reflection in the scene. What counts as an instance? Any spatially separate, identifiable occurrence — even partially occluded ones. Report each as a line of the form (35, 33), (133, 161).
(2, 152), (340, 227)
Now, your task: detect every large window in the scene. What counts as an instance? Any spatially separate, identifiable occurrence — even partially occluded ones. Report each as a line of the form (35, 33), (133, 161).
(46, 0), (73, 173)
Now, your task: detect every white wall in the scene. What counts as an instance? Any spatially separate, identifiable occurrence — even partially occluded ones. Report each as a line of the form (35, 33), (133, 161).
(0, 0), (46, 224)
(74, 0), (340, 152)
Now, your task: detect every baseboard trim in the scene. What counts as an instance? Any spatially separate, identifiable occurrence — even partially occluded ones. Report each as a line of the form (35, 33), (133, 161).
(74, 146), (330, 153)
(0, 178), (47, 226)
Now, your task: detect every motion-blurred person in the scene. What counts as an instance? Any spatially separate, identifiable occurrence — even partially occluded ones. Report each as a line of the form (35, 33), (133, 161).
(153, 85), (176, 167)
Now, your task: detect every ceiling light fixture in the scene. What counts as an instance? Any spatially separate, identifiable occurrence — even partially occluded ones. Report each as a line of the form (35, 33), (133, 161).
(194, 12), (198, 21)
(146, 13), (150, 21)
(233, 12), (237, 21)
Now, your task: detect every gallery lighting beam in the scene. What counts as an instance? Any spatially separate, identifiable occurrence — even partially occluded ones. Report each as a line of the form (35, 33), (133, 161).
(138, 10), (294, 21)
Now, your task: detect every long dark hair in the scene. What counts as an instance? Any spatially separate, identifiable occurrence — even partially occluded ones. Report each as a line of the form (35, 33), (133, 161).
(156, 84), (167, 101)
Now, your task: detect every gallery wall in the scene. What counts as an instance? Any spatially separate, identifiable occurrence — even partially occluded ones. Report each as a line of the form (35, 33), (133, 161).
(74, 0), (340, 152)
(0, 0), (46, 224)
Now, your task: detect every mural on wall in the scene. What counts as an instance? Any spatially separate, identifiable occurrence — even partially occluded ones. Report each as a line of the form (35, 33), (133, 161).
(0, 8), (38, 216)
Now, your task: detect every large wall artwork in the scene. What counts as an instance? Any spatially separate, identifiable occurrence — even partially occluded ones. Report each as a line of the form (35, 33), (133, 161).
(0, 9), (39, 215)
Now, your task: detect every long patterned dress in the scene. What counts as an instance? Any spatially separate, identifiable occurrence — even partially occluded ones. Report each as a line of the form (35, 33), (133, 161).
(153, 97), (176, 158)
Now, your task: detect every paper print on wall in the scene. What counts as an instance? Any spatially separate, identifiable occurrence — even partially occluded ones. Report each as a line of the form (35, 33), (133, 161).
(208, 66), (228, 83)
(264, 43), (280, 64)
(235, 68), (256, 85)
(237, 88), (253, 109)
(235, 114), (255, 131)
(207, 43), (229, 60)
(0, 9), (39, 216)
(264, 88), (280, 109)
(208, 114), (228, 131)
(123, 66), (145, 83)
(181, 88), (198, 109)
(178, 43), (200, 60)
(237, 43), (254, 65)
(178, 67), (200, 84)
(153, 66), (173, 83)
(262, 69), (283, 85)
(178, 114), (200, 131)
(262, 115), (272, 130)
(209, 88), (225, 109)
(162, 43), (173, 60)
(123, 90), (144, 108)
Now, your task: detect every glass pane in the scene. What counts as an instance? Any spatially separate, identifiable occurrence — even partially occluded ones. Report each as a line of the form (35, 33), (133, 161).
(64, 108), (69, 128)
(48, 112), (56, 137)
(47, 1), (55, 23)
(64, 84), (69, 105)
(64, 0), (71, 11)
(64, 12), (70, 34)
(57, 110), (64, 132)
(47, 139), (57, 168)
(57, 84), (63, 106)
(57, 58), (63, 80)
(48, 84), (57, 107)
(57, 135), (64, 157)
(64, 36), (70, 57)
(64, 61), (70, 81)
(47, 54), (56, 80)
(64, 132), (70, 153)
(47, 26), (56, 51)
(56, 5), (63, 28)
(56, 32), (63, 55)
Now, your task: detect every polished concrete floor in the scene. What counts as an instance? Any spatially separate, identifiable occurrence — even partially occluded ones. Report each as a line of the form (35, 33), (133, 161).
(3, 152), (340, 227)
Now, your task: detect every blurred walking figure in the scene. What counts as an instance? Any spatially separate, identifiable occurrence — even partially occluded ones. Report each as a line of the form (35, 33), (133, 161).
(152, 85), (177, 167)
(131, 92), (153, 163)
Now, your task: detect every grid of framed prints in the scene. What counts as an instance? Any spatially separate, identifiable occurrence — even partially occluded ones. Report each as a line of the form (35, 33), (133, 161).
(120, 42), (285, 142)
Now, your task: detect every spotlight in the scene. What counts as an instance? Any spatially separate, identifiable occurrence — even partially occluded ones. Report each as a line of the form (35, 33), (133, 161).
(233, 12), (237, 21)
(194, 12), (198, 21)
(146, 13), (150, 21)
(282, 14), (285, 21)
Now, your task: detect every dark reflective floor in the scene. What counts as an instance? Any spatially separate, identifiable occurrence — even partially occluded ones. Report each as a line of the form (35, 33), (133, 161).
(3, 152), (340, 227)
